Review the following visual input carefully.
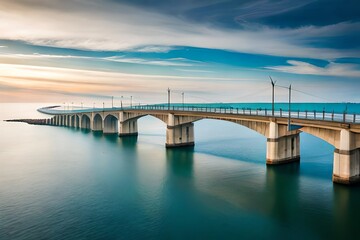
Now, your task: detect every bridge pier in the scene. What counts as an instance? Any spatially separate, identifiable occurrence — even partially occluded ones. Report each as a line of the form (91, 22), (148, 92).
(266, 122), (300, 164)
(333, 129), (360, 184)
(119, 119), (138, 136)
(119, 112), (138, 136)
(166, 113), (195, 147)
(166, 123), (194, 147)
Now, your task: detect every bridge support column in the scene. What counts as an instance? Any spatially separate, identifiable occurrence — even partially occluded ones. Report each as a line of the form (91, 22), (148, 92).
(166, 113), (195, 148)
(333, 130), (360, 184)
(166, 123), (194, 148)
(266, 122), (300, 164)
(119, 120), (138, 136)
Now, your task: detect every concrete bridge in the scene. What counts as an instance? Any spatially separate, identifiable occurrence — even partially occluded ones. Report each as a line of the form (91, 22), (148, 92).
(39, 105), (360, 185)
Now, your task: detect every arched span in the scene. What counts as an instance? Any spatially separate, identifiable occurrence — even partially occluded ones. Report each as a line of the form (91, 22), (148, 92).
(122, 113), (167, 125)
(70, 115), (75, 127)
(81, 115), (91, 129)
(60, 115), (65, 126)
(93, 113), (103, 131)
(127, 113), (269, 138)
(66, 115), (71, 126)
(193, 117), (269, 137)
(75, 115), (80, 128)
(301, 126), (340, 148)
(104, 114), (119, 134)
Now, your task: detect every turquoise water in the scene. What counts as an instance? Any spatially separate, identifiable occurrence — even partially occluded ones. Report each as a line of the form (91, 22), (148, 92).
(1, 103), (360, 239)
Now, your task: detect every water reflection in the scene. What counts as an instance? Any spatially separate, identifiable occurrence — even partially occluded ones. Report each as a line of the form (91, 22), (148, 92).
(332, 184), (360, 238)
(265, 163), (300, 223)
(165, 147), (194, 178)
(119, 136), (138, 148)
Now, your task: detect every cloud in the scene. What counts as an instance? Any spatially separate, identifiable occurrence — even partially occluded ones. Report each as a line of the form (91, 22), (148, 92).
(0, 62), (265, 102)
(0, 53), (90, 59)
(266, 60), (360, 77)
(103, 56), (200, 66)
(130, 46), (175, 53)
(0, 0), (358, 59)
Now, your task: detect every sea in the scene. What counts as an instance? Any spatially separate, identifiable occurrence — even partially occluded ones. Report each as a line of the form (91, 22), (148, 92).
(1, 103), (360, 240)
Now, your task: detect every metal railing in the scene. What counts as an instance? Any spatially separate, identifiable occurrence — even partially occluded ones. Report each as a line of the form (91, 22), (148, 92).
(39, 104), (360, 124)
(130, 104), (360, 124)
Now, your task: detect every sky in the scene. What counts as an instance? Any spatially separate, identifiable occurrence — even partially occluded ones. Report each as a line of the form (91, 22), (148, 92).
(0, 0), (359, 105)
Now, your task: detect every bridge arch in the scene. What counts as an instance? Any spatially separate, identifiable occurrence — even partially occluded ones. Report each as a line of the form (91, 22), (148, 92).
(66, 115), (71, 126)
(70, 115), (75, 127)
(75, 115), (80, 128)
(93, 113), (103, 131)
(300, 126), (340, 149)
(81, 114), (91, 129)
(104, 114), (119, 134)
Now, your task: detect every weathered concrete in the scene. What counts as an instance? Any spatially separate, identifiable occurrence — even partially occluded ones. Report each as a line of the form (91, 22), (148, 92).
(166, 123), (195, 147)
(333, 129), (360, 184)
(266, 122), (300, 164)
(166, 113), (195, 147)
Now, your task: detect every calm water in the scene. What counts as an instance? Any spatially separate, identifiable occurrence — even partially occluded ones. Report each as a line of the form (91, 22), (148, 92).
(1, 103), (360, 240)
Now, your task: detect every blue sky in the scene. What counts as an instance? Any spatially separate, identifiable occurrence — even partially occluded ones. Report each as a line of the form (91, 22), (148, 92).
(0, 0), (359, 104)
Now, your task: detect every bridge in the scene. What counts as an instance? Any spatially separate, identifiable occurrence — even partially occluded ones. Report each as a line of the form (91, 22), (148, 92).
(38, 104), (360, 185)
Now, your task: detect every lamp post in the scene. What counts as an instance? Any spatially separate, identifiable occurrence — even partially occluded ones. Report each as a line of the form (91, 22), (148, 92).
(167, 88), (170, 110)
(269, 76), (276, 116)
(130, 96), (133, 108)
(182, 92), (184, 109)
(121, 96), (123, 109)
(288, 84), (292, 131)
(112, 96), (114, 108)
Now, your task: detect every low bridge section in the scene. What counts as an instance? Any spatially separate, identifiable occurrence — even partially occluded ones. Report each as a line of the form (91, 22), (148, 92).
(39, 105), (360, 185)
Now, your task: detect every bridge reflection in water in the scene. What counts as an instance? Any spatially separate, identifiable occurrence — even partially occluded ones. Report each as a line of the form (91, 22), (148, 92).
(38, 105), (360, 185)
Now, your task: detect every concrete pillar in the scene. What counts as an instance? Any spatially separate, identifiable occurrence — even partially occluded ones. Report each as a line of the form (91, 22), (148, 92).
(166, 123), (195, 147)
(119, 112), (138, 136)
(119, 120), (138, 136)
(166, 113), (194, 147)
(266, 122), (300, 164)
(333, 129), (360, 184)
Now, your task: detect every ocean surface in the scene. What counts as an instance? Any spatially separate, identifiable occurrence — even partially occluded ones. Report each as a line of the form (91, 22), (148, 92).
(1, 103), (360, 240)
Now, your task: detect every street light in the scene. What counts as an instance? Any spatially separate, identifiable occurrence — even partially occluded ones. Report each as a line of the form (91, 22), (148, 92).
(288, 84), (292, 131)
(269, 76), (276, 116)
(167, 88), (171, 110)
(182, 92), (184, 109)
(130, 96), (133, 108)
(121, 96), (123, 109)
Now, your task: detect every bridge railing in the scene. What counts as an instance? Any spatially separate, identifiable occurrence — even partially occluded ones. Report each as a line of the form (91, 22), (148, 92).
(131, 104), (360, 124)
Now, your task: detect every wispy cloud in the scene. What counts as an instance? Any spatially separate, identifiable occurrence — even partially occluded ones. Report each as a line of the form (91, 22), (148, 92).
(266, 60), (360, 77)
(0, 0), (358, 59)
(130, 46), (175, 53)
(0, 63), (265, 102)
(0, 53), (90, 59)
(103, 56), (201, 67)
